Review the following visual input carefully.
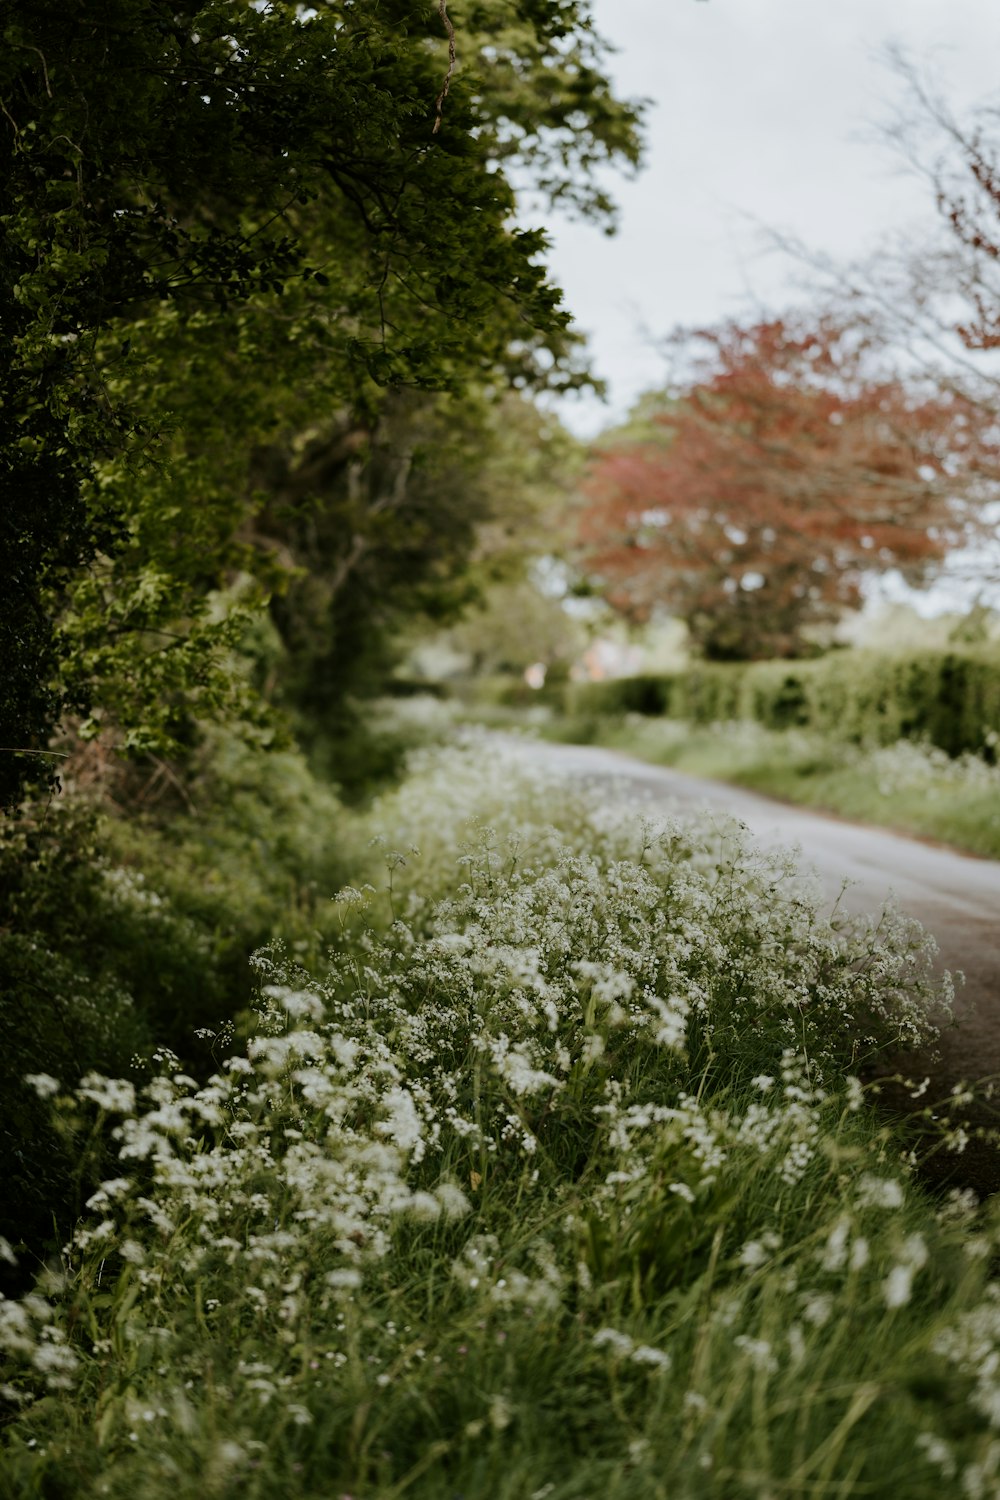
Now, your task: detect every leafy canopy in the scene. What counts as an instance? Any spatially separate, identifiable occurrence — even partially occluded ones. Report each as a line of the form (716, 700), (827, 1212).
(0, 0), (642, 804)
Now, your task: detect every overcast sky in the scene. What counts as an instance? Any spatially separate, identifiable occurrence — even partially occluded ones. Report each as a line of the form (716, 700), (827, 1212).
(548, 0), (1000, 440)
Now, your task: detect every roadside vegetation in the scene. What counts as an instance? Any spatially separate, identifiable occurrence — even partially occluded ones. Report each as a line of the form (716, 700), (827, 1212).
(448, 637), (1000, 857)
(7, 7), (1000, 1496)
(8, 737), (1000, 1500)
(531, 711), (1000, 860)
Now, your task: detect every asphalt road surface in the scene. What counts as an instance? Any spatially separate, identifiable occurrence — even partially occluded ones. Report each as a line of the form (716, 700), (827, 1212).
(511, 737), (1000, 1190)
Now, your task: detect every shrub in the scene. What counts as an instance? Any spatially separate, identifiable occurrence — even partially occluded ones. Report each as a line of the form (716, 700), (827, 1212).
(564, 648), (1000, 756)
(0, 728), (361, 1271)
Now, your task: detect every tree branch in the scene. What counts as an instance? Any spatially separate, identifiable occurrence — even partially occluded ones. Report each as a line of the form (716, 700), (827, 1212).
(433, 0), (457, 136)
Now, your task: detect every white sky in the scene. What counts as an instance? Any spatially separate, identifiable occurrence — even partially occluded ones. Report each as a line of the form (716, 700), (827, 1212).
(548, 0), (1000, 440)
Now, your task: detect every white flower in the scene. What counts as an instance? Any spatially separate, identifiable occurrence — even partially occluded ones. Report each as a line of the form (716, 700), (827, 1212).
(375, 1087), (423, 1156)
(739, 1240), (769, 1269)
(734, 1336), (776, 1372)
(631, 1344), (671, 1370)
(265, 986), (325, 1023)
(224, 1056), (254, 1074)
(435, 1182), (471, 1220)
(77, 1074), (135, 1114)
(488, 1036), (560, 1098)
(884, 1265), (914, 1309)
(883, 1233), (928, 1308)
(213, 1440), (247, 1469)
(31, 1340), (79, 1389)
(24, 1073), (60, 1099)
(844, 1076), (864, 1112)
(915, 1432), (956, 1479)
(85, 1178), (132, 1211)
(821, 1219), (850, 1273)
(326, 1268), (363, 1290)
(489, 1394), (512, 1431)
(802, 1293), (833, 1328)
(592, 1328), (634, 1357)
(856, 1175), (904, 1210)
(406, 1192), (442, 1223)
(902, 1234), (929, 1270)
(646, 994), (688, 1051)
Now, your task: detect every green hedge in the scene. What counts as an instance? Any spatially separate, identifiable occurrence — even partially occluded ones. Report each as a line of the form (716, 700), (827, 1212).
(562, 649), (1000, 757)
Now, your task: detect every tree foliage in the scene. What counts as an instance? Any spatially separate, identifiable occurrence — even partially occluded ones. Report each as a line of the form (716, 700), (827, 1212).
(576, 316), (993, 660)
(0, 0), (642, 805)
(255, 388), (580, 729)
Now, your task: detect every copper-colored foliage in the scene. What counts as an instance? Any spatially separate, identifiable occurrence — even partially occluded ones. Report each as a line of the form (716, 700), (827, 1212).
(577, 317), (992, 659)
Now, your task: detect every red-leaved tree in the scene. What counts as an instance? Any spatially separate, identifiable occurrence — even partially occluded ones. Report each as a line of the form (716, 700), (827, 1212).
(576, 317), (993, 659)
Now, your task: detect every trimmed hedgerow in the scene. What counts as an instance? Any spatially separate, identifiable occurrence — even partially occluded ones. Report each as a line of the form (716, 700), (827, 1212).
(563, 648), (1000, 757)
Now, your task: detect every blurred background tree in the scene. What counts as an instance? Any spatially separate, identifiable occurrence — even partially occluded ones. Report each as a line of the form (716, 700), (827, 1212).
(573, 315), (996, 660)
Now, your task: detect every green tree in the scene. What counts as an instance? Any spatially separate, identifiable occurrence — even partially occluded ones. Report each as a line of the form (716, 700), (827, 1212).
(1, 0), (643, 806)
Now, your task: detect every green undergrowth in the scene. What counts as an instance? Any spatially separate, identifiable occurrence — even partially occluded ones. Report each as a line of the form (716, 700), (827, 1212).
(0, 699), (471, 1269)
(0, 727), (373, 1267)
(539, 711), (1000, 860)
(5, 737), (1000, 1500)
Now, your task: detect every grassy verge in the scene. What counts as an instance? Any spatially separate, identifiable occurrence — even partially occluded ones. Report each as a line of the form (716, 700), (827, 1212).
(0, 725), (374, 1269)
(4, 736), (999, 1499)
(532, 710), (1000, 859)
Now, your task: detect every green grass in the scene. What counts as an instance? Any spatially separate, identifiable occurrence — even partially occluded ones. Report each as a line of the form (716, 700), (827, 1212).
(534, 711), (1000, 860)
(3, 737), (998, 1500)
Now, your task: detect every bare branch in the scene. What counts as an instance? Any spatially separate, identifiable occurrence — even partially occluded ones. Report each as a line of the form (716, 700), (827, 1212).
(432, 0), (457, 137)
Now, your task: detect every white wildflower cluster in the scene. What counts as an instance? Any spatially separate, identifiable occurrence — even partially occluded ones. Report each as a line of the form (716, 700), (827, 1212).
(733, 1334), (778, 1373)
(934, 1289), (1000, 1430)
(633, 718), (1000, 801)
(868, 737), (1000, 797)
(0, 1294), (79, 1400)
(101, 865), (166, 912)
(856, 1175), (906, 1211)
(451, 1235), (563, 1312)
(3, 982), (475, 1410)
(592, 1327), (671, 1370)
(334, 746), (947, 1196)
(739, 1233), (781, 1270)
(101, 865), (210, 954)
(818, 1218), (870, 1276)
(590, 1044), (861, 1255)
(1, 737), (963, 1476)
(882, 1234), (929, 1311)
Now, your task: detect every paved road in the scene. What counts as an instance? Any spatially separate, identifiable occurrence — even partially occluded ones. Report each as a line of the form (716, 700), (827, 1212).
(512, 737), (1000, 1185)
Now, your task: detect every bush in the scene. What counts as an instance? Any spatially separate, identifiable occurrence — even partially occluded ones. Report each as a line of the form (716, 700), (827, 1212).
(564, 648), (1000, 756)
(0, 728), (363, 1272)
(0, 803), (182, 1272)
